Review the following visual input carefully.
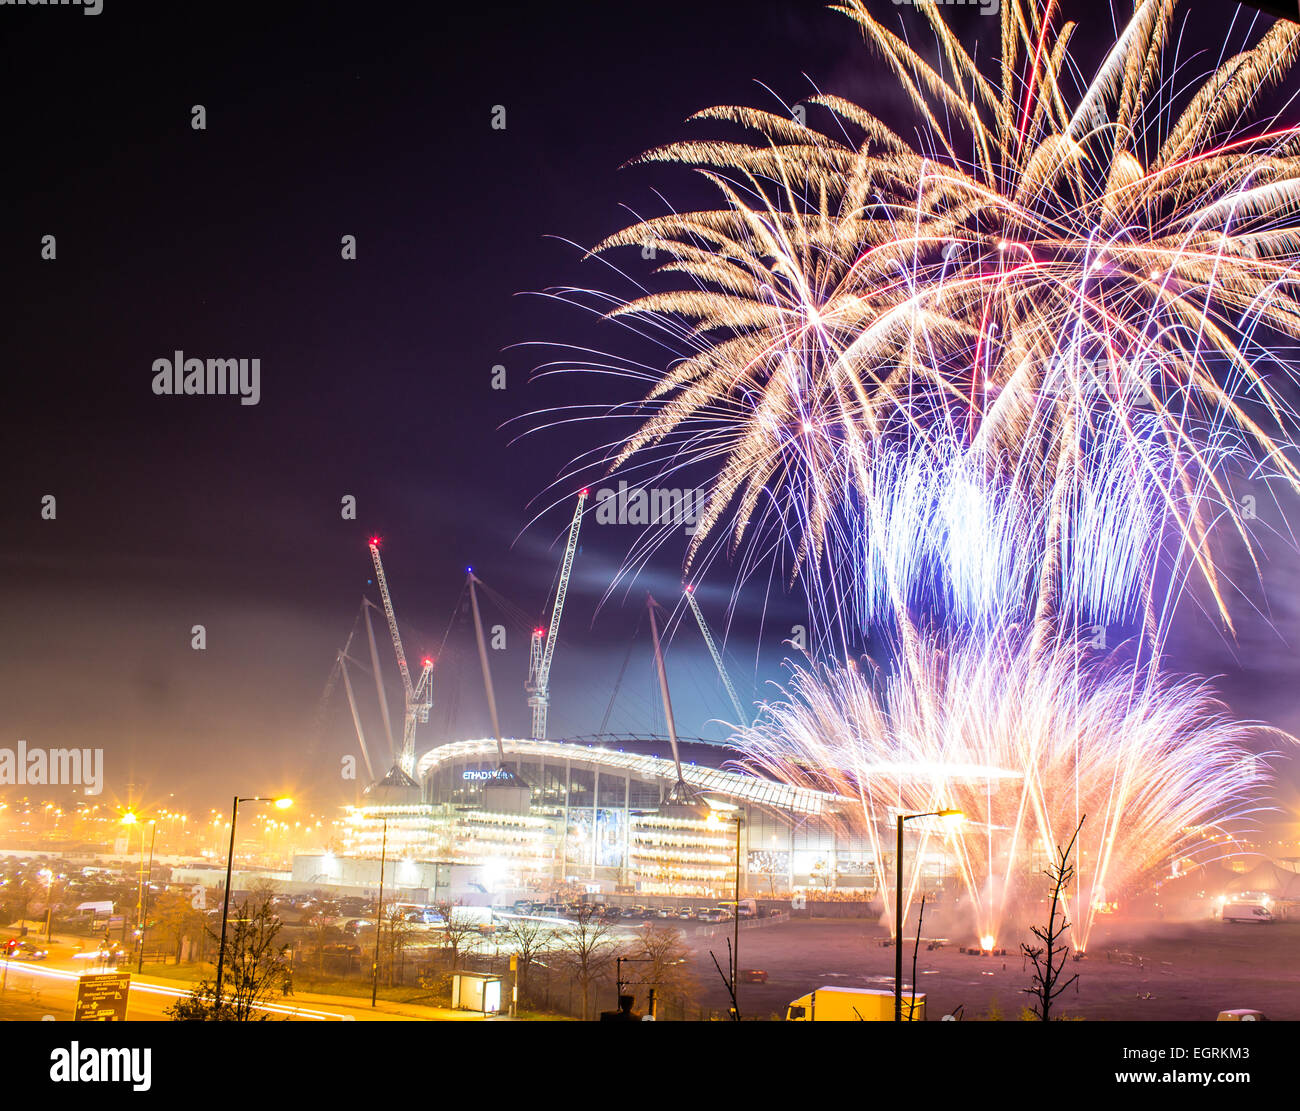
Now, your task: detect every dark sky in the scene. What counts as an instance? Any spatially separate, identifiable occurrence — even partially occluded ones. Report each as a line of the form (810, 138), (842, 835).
(2, 0), (1298, 827)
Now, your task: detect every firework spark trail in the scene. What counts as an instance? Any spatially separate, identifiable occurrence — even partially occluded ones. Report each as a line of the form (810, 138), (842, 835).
(547, 0), (1300, 636)
(531, 0), (1300, 948)
(739, 631), (1277, 949)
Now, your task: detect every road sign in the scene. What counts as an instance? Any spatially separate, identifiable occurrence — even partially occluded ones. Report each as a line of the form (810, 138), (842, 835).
(75, 972), (131, 1021)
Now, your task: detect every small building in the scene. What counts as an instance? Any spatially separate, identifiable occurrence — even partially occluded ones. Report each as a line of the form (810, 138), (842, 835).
(451, 971), (503, 1014)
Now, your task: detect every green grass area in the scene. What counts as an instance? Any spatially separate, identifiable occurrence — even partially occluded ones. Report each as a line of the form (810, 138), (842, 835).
(140, 962), (447, 1007)
(139, 960), (206, 984)
(289, 975), (443, 1005)
(133, 960), (577, 1017)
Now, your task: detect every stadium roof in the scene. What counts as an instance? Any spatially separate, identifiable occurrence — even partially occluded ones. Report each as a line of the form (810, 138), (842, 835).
(415, 737), (850, 817)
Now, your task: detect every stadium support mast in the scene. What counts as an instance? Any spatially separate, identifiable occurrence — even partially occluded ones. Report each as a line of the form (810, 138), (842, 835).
(367, 537), (433, 777)
(647, 594), (704, 814)
(525, 489), (588, 738)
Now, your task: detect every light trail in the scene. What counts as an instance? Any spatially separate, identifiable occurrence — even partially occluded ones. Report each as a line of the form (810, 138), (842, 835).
(1, 958), (347, 1021)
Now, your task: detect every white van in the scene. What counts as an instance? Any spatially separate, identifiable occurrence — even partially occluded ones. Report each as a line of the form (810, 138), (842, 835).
(1222, 902), (1273, 923)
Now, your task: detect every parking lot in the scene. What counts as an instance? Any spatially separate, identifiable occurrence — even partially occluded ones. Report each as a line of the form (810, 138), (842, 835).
(672, 916), (1300, 1020)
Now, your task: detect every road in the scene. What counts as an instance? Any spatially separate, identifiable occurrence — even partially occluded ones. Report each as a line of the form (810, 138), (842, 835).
(0, 934), (482, 1022)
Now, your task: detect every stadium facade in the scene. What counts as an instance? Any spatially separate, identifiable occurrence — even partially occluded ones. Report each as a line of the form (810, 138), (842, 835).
(340, 736), (951, 899)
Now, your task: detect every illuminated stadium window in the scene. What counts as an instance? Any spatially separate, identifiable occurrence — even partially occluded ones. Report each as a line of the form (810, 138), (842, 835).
(597, 773), (625, 808)
(568, 766), (594, 806)
(542, 761), (566, 803)
(628, 779), (660, 809)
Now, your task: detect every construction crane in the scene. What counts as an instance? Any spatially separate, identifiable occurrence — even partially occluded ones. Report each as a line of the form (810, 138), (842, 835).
(367, 536), (433, 778)
(683, 584), (750, 728)
(525, 489), (588, 738)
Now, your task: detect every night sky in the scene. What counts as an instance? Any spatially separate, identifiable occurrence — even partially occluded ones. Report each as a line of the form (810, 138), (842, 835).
(3, 0), (1298, 828)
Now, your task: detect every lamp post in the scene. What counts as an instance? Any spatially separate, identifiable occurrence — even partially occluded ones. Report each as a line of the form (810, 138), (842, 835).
(895, 809), (962, 1022)
(706, 798), (744, 1020)
(371, 817), (388, 1007)
(136, 820), (157, 974)
(39, 868), (54, 942)
(215, 795), (291, 1013)
(120, 811), (139, 945)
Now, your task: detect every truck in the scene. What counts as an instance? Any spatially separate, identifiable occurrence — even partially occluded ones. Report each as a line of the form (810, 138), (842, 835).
(785, 986), (925, 1021)
(1222, 902), (1273, 924)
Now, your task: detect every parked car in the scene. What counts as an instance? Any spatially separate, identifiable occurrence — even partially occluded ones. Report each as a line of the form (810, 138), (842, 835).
(678, 907), (694, 920)
(322, 943), (361, 957)
(654, 907), (672, 919)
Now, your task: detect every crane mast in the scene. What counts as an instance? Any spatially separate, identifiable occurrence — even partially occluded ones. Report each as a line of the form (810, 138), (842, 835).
(525, 489), (587, 738)
(684, 585), (750, 728)
(368, 538), (433, 777)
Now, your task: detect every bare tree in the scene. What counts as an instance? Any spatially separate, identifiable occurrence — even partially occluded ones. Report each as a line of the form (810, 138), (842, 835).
(497, 916), (559, 1004)
(709, 938), (740, 1021)
(433, 901), (481, 968)
(908, 894), (926, 1022)
(382, 903), (417, 985)
(1022, 816), (1085, 1021)
(633, 924), (697, 1019)
(151, 891), (206, 965)
(167, 892), (289, 1021)
(554, 905), (620, 1020)
(305, 906), (339, 972)
(1, 873), (33, 926)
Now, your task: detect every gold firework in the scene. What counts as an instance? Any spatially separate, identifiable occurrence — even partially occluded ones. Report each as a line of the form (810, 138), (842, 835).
(591, 0), (1300, 629)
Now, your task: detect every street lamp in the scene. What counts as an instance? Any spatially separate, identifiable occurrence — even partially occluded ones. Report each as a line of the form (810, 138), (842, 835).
(136, 820), (157, 974)
(38, 868), (54, 942)
(895, 809), (963, 1022)
(706, 797), (744, 1021)
(371, 816), (388, 1008)
(119, 812), (139, 945)
(215, 795), (292, 1012)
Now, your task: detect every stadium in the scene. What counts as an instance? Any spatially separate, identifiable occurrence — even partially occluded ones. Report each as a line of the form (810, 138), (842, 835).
(336, 736), (947, 900)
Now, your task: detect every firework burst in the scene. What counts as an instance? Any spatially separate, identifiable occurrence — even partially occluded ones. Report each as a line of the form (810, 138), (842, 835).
(540, 0), (1300, 949)
(577, 0), (1300, 633)
(739, 630), (1277, 949)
